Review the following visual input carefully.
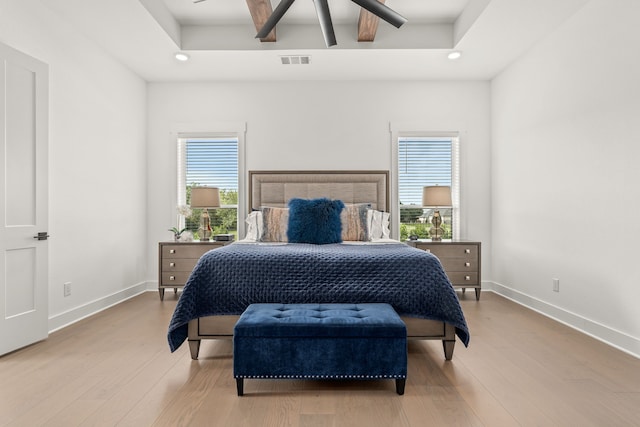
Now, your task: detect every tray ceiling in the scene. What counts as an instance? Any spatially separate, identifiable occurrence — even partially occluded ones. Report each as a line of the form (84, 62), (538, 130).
(42, 0), (590, 81)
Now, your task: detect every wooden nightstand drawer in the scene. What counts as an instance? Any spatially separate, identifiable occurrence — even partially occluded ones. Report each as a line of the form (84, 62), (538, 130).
(162, 258), (199, 272)
(161, 271), (192, 286)
(162, 244), (217, 259)
(438, 258), (478, 272)
(447, 272), (479, 286)
(416, 243), (478, 259)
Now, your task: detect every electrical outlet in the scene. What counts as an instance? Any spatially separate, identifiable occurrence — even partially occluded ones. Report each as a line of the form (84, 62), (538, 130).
(64, 282), (71, 297)
(552, 278), (560, 292)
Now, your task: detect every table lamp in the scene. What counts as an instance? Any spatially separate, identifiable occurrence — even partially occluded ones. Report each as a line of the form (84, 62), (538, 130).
(190, 186), (220, 241)
(422, 185), (452, 241)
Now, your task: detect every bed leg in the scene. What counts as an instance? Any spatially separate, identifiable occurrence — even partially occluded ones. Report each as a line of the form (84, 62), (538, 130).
(395, 379), (405, 395)
(236, 378), (244, 396)
(443, 339), (455, 361)
(188, 339), (201, 360)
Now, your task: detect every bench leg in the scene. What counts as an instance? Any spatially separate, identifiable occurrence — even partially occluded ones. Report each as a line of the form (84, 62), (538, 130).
(236, 378), (244, 396)
(396, 378), (405, 395)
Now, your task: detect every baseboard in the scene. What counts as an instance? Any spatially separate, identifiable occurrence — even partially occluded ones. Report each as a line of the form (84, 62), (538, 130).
(48, 281), (151, 333)
(487, 281), (640, 359)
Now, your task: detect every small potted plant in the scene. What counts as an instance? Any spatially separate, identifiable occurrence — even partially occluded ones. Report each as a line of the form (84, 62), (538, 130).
(169, 204), (193, 242)
(169, 227), (187, 242)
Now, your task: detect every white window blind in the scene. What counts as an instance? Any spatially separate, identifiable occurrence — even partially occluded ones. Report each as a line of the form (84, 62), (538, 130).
(184, 138), (238, 198)
(398, 137), (452, 206)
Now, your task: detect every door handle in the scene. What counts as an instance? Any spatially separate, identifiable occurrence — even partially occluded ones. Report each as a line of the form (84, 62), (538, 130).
(33, 232), (50, 241)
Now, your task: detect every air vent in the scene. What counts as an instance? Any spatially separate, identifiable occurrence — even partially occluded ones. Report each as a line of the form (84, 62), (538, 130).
(280, 55), (311, 65)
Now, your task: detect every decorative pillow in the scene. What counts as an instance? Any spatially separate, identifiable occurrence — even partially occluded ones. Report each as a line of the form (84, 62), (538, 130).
(368, 209), (391, 240)
(244, 211), (263, 241)
(341, 203), (370, 241)
(287, 198), (345, 244)
(381, 211), (391, 239)
(260, 207), (289, 242)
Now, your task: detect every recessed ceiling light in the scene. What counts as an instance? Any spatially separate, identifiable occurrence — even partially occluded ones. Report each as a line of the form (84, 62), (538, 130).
(447, 51), (462, 60)
(175, 53), (190, 62)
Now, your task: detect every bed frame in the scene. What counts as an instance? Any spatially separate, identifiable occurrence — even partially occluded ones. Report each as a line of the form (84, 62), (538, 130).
(186, 170), (456, 360)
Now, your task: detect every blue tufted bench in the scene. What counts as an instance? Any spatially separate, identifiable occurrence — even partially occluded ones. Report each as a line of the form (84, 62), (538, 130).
(233, 303), (407, 396)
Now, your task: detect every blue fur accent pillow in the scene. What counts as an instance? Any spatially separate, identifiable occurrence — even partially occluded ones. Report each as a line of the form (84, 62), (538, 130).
(287, 198), (345, 244)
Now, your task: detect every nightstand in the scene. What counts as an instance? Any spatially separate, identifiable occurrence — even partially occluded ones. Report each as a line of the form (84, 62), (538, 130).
(407, 240), (482, 300)
(158, 241), (232, 301)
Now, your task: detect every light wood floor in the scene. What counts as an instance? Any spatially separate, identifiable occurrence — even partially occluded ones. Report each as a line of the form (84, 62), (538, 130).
(1, 292), (638, 427)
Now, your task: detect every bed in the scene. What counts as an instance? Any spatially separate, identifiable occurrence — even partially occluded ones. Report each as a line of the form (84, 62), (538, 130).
(168, 171), (469, 360)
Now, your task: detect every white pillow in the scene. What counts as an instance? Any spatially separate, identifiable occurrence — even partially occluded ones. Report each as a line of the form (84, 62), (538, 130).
(367, 209), (391, 241)
(244, 211), (263, 241)
(381, 211), (391, 239)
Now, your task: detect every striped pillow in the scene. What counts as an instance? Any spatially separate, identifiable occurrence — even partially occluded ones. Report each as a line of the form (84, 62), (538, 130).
(260, 207), (289, 242)
(341, 203), (370, 241)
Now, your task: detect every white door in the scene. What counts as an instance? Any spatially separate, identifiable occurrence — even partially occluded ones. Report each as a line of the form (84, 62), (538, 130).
(0, 42), (49, 356)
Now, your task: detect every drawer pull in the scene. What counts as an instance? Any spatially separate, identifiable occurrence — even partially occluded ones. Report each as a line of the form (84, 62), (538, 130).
(464, 249), (471, 254)
(465, 275), (471, 281)
(169, 249), (176, 254)
(169, 276), (175, 281)
(465, 262), (471, 267)
(169, 262), (175, 267)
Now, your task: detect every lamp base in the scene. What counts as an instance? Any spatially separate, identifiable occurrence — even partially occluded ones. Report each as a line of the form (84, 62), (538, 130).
(429, 228), (444, 241)
(430, 209), (444, 241)
(198, 209), (213, 241)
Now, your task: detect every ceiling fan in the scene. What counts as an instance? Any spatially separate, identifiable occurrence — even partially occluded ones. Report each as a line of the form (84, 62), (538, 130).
(257, 0), (407, 47)
(193, 0), (407, 48)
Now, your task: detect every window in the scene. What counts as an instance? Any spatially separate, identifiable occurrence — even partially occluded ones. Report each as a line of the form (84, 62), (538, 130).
(395, 135), (460, 241)
(177, 137), (239, 239)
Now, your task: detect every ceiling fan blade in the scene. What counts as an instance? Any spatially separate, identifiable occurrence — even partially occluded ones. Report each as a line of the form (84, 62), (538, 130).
(313, 0), (337, 47)
(256, 0), (296, 39)
(350, 0), (407, 28)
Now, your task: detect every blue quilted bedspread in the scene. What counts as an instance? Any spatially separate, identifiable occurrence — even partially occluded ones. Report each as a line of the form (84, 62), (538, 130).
(167, 243), (469, 351)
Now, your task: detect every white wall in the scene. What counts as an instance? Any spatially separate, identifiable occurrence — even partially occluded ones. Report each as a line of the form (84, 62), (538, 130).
(491, 0), (640, 356)
(146, 81), (492, 281)
(0, 0), (148, 330)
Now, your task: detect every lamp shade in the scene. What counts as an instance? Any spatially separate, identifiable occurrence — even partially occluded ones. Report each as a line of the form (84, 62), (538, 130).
(190, 187), (221, 208)
(422, 186), (452, 207)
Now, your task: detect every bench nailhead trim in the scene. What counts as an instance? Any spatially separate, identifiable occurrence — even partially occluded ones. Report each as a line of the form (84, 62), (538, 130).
(235, 374), (406, 379)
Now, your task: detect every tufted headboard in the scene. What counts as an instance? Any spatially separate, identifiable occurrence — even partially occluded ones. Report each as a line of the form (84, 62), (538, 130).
(249, 170), (389, 212)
